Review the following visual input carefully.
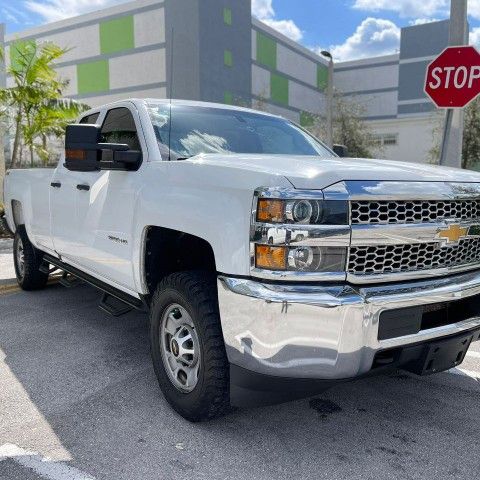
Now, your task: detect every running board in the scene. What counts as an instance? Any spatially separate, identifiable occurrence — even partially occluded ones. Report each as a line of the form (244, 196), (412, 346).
(99, 293), (133, 317)
(43, 254), (147, 314)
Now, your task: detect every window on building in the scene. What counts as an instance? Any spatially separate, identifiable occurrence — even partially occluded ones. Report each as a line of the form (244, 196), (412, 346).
(79, 113), (100, 124)
(100, 107), (141, 151)
(373, 133), (398, 147)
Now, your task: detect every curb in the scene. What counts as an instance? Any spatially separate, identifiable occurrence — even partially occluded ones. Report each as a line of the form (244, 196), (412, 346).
(0, 278), (17, 287)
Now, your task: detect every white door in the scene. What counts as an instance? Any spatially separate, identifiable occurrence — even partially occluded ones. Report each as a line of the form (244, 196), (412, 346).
(69, 105), (147, 292)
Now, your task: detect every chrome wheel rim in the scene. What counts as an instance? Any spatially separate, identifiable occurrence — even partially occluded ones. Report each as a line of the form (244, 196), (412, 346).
(16, 238), (25, 279)
(160, 304), (200, 392)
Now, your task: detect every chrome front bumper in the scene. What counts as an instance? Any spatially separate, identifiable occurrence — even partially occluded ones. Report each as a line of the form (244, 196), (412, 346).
(217, 270), (480, 380)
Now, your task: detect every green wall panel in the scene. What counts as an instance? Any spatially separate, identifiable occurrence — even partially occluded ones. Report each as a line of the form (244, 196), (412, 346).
(100, 15), (134, 55)
(77, 60), (110, 94)
(271, 73), (288, 105)
(317, 65), (328, 91)
(224, 91), (233, 104)
(9, 39), (36, 72)
(224, 50), (233, 67)
(257, 32), (276, 70)
(223, 7), (232, 25)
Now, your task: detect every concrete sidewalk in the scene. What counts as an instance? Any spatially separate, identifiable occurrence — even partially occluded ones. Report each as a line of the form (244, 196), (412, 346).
(0, 239), (15, 286)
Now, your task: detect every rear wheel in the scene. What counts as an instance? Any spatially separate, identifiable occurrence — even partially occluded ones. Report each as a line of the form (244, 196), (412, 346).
(13, 225), (49, 291)
(149, 271), (230, 422)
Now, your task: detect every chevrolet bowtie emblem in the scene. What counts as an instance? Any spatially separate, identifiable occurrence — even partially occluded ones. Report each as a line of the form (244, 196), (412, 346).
(437, 224), (469, 244)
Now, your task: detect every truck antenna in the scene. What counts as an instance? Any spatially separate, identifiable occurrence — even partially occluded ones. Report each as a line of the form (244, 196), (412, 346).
(168, 27), (174, 161)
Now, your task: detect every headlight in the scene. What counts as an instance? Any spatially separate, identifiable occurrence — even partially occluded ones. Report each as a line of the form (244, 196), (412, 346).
(256, 198), (348, 225)
(251, 188), (350, 280)
(255, 245), (346, 273)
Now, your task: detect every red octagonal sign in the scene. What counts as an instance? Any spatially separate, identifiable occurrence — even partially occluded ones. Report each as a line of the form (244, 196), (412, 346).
(425, 45), (480, 108)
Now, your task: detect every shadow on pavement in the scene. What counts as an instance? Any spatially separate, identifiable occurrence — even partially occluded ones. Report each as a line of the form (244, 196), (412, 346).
(1, 283), (479, 480)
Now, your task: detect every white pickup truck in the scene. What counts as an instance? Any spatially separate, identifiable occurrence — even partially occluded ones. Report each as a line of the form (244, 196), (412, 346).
(4, 99), (480, 422)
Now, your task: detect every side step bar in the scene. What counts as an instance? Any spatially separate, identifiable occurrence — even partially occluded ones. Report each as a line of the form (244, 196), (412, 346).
(43, 254), (148, 314)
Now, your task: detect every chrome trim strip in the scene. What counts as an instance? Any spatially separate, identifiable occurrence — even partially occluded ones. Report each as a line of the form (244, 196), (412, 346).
(337, 180), (480, 201)
(347, 263), (480, 284)
(253, 224), (350, 247)
(256, 186), (325, 200)
(251, 268), (346, 282)
(351, 221), (480, 246)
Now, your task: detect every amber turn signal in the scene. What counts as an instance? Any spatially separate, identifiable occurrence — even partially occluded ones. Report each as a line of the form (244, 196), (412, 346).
(257, 199), (285, 223)
(66, 149), (86, 160)
(255, 245), (287, 270)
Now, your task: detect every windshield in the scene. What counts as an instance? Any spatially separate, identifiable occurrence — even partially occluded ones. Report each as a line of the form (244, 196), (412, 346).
(146, 103), (334, 160)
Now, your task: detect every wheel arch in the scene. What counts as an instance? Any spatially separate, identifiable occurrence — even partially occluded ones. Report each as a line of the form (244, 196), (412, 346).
(141, 225), (217, 298)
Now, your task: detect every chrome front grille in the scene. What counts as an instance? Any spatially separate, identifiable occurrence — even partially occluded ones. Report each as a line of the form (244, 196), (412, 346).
(351, 200), (480, 225)
(320, 180), (480, 283)
(349, 238), (480, 276)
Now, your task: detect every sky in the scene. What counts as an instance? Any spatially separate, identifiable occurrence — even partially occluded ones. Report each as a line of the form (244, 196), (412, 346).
(1, 0), (480, 62)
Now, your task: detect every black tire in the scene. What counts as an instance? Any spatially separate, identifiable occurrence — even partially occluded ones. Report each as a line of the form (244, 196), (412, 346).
(149, 271), (230, 422)
(13, 225), (49, 291)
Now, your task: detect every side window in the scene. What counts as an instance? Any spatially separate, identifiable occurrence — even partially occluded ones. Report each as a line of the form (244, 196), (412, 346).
(79, 112), (100, 124)
(100, 107), (141, 151)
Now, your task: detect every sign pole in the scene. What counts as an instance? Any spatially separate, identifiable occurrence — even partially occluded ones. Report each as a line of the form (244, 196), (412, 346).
(439, 0), (468, 168)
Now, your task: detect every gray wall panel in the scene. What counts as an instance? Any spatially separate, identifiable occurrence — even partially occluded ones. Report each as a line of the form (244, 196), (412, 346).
(165, 0), (201, 100)
(398, 60), (430, 101)
(400, 20), (449, 60)
(398, 103), (435, 115)
(199, 0), (252, 104)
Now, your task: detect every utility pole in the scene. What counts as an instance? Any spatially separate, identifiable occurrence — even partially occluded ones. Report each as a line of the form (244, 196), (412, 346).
(439, 0), (468, 168)
(321, 51), (334, 149)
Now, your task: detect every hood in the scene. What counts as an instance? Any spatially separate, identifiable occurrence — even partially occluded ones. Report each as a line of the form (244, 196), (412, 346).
(189, 154), (480, 190)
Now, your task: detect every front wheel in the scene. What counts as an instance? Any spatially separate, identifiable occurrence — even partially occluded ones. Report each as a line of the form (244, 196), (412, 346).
(149, 271), (230, 422)
(13, 225), (49, 291)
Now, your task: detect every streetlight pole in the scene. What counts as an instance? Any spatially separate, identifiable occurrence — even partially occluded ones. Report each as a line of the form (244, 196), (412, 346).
(439, 0), (468, 167)
(321, 51), (334, 149)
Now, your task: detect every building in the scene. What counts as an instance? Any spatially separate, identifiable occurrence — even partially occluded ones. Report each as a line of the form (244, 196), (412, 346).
(0, 0), (450, 164)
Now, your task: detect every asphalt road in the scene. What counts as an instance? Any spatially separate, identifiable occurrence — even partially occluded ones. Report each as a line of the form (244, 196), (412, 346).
(1, 279), (480, 479)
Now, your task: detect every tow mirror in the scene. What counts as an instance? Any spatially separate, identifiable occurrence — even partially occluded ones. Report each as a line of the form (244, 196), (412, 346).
(333, 144), (348, 158)
(64, 124), (101, 172)
(64, 124), (142, 172)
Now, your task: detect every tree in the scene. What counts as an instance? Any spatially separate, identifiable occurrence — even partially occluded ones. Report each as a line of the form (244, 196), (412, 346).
(0, 41), (89, 167)
(303, 92), (380, 158)
(462, 97), (480, 170)
(428, 98), (480, 170)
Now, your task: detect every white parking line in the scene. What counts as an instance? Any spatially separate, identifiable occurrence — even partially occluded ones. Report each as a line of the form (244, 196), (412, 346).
(466, 351), (480, 359)
(0, 444), (95, 480)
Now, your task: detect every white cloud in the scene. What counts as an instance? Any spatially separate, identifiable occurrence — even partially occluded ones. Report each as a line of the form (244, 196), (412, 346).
(353, 0), (448, 18)
(24, 0), (130, 23)
(252, 0), (275, 20)
(470, 27), (480, 47)
(329, 17), (401, 62)
(252, 0), (303, 42)
(409, 18), (440, 26)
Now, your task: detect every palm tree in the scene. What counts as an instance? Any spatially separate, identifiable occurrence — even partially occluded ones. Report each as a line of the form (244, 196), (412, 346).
(0, 41), (89, 167)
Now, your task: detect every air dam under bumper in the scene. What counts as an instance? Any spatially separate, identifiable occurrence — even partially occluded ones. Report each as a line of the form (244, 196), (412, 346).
(217, 271), (480, 404)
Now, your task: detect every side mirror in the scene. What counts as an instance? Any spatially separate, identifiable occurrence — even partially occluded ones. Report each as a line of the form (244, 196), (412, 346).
(65, 124), (101, 172)
(64, 124), (142, 172)
(333, 144), (349, 158)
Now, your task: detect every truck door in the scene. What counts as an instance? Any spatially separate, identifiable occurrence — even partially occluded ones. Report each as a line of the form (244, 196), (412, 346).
(68, 105), (146, 293)
(50, 112), (101, 262)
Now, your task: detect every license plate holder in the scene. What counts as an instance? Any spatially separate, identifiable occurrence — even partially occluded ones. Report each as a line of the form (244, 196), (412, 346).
(420, 332), (474, 375)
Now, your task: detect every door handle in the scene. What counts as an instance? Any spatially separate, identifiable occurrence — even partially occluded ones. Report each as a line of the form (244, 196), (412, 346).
(76, 184), (90, 191)
(50, 182), (61, 188)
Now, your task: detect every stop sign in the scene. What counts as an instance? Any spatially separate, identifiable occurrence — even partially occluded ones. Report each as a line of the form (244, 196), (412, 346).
(424, 45), (480, 108)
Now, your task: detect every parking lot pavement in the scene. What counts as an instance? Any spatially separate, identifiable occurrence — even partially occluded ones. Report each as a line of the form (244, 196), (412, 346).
(0, 239), (15, 284)
(0, 282), (480, 480)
